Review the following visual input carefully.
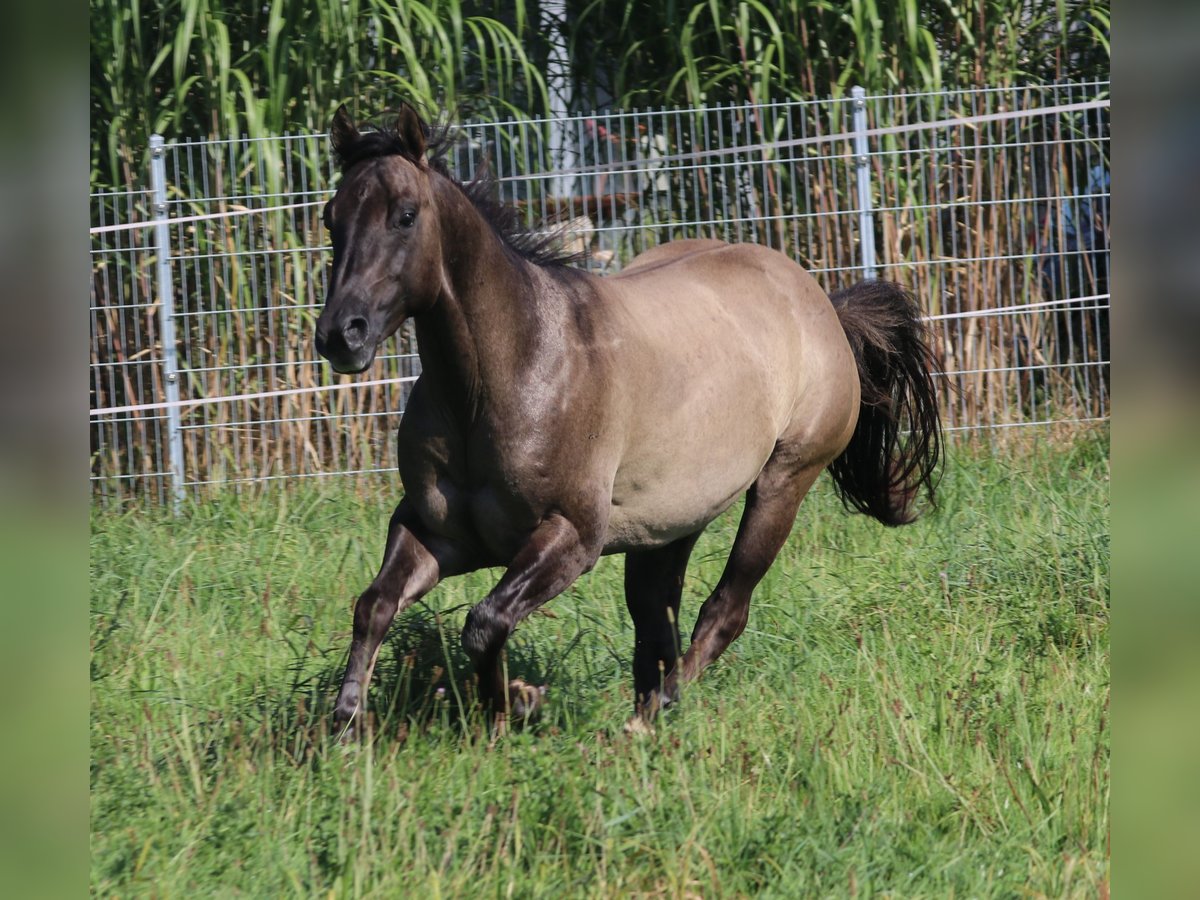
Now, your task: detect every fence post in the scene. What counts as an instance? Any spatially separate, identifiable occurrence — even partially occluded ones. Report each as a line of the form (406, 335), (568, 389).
(150, 135), (186, 513)
(850, 87), (878, 280)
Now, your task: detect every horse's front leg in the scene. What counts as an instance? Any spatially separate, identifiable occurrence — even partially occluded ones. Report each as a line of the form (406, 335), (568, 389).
(462, 512), (602, 724)
(334, 500), (465, 730)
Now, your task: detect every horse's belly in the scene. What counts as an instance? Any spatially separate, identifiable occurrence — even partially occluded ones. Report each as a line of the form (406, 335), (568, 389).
(603, 432), (776, 552)
(603, 495), (737, 552)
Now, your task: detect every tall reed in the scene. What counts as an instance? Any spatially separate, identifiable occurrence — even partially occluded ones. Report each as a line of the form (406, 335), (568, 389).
(563, 0), (1109, 109)
(91, 0), (549, 193)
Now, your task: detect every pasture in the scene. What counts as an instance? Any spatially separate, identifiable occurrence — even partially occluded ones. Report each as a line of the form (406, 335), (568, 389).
(90, 434), (1109, 896)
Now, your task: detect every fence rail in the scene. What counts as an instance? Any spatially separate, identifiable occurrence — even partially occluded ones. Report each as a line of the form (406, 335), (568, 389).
(90, 82), (1110, 504)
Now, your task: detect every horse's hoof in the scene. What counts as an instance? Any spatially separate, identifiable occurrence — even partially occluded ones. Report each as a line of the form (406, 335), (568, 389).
(332, 689), (364, 740)
(623, 715), (656, 737)
(332, 714), (358, 740)
(508, 679), (547, 724)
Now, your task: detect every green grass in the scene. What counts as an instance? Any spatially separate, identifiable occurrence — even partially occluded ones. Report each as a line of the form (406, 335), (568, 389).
(91, 433), (1109, 897)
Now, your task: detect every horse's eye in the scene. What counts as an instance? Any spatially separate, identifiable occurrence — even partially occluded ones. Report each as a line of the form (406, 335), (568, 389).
(396, 210), (417, 229)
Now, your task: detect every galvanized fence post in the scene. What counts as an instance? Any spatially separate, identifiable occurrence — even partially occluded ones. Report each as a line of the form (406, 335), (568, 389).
(150, 135), (186, 513)
(850, 87), (878, 280)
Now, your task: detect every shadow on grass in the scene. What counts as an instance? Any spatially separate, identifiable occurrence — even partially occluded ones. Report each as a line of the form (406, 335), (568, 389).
(264, 602), (590, 764)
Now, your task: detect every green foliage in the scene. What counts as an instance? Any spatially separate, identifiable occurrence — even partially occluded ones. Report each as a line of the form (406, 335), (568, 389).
(90, 0), (1110, 193)
(90, 0), (549, 189)
(565, 0), (1110, 107)
(91, 434), (1109, 895)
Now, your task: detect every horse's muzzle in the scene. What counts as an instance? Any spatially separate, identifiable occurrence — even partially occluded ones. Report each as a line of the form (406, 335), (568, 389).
(315, 311), (375, 374)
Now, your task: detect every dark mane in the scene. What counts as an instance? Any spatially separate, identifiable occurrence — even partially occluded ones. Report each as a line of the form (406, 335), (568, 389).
(334, 111), (581, 269)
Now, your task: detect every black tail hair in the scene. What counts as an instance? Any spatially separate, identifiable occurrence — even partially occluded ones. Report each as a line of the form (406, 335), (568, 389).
(827, 280), (943, 526)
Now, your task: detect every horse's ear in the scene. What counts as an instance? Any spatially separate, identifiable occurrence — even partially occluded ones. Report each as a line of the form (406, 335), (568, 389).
(330, 104), (359, 162)
(395, 103), (427, 164)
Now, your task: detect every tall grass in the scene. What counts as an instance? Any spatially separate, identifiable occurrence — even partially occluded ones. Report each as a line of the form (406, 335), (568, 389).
(90, 0), (549, 191)
(564, 0), (1109, 108)
(90, 0), (1110, 193)
(90, 435), (1110, 895)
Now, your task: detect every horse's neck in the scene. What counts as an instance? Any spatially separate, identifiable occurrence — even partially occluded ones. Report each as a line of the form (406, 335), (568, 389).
(414, 182), (548, 415)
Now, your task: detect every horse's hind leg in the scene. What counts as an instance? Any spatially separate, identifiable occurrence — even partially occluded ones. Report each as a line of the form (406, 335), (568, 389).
(334, 500), (464, 730)
(624, 532), (702, 718)
(668, 459), (823, 696)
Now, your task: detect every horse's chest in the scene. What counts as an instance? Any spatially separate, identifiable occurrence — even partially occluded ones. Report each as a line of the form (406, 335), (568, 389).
(399, 391), (589, 559)
(409, 478), (540, 561)
(401, 439), (550, 561)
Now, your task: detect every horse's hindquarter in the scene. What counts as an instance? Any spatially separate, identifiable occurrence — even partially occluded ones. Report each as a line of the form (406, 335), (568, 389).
(599, 242), (859, 551)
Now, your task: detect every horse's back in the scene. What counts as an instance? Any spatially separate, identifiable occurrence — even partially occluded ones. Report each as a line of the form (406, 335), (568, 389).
(605, 240), (855, 422)
(614, 238), (731, 275)
(612, 239), (842, 331)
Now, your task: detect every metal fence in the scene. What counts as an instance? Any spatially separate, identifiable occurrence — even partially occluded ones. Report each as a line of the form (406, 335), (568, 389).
(90, 81), (1111, 504)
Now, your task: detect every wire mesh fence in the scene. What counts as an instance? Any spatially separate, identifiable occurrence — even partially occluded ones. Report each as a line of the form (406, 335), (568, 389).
(90, 81), (1110, 504)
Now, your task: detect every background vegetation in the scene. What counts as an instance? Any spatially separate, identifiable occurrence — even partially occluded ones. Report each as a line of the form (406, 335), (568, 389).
(90, 0), (1110, 192)
(91, 436), (1109, 895)
(90, 0), (548, 189)
(564, 0), (1109, 108)
(89, 0), (1111, 502)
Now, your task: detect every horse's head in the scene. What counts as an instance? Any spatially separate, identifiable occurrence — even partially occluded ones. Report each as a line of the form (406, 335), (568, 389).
(316, 104), (443, 373)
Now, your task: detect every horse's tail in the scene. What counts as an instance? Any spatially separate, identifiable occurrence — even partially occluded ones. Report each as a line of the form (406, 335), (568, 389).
(827, 280), (943, 526)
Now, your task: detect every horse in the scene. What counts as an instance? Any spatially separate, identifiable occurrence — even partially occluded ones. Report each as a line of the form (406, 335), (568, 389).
(314, 103), (942, 732)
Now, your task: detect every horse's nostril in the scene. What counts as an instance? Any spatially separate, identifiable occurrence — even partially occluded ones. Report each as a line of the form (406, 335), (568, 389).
(343, 316), (369, 350)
